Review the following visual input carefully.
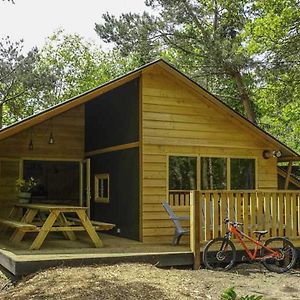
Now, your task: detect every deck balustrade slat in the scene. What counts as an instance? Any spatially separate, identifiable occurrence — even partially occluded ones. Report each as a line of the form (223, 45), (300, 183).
(257, 192), (263, 231)
(285, 193), (291, 237)
(250, 193), (256, 232)
(213, 192), (219, 238)
(278, 193), (284, 236)
(243, 193), (249, 236)
(220, 192), (227, 236)
(291, 193), (297, 238)
(271, 193), (277, 236)
(205, 192), (211, 241)
(264, 192), (271, 238)
(296, 194), (300, 236)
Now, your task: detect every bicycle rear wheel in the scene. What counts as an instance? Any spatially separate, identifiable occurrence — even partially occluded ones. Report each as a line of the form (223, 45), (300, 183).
(261, 237), (297, 273)
(203, 237), (236, 271)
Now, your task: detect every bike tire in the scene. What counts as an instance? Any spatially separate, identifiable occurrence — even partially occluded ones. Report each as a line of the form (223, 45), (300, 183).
(261, 237), (297, 273)
(203, 237), (236, 271)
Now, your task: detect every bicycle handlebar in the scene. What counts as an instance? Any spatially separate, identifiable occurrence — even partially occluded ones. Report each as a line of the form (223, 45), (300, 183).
(224, 218), (243, 227)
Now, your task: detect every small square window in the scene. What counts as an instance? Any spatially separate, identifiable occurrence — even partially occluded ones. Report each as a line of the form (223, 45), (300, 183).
(95, 174), (110, 203)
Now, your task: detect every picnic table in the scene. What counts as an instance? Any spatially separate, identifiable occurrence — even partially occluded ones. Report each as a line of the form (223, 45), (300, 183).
(0, 203), (114, 250)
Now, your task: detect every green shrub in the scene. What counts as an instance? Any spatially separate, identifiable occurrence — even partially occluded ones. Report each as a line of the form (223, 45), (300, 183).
(221, 287), (263, 300)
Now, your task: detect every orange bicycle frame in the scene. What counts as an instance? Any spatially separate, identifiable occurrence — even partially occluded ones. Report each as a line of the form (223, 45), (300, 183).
(229, 225), (281, 260)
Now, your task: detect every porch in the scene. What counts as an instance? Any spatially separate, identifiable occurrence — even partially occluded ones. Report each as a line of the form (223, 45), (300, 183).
(170, 190), (300, 243)
(0, 232), (192, 278)
(169, 190), (300, 268)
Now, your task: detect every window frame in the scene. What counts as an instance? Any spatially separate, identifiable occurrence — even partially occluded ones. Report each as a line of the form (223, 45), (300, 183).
(167, 154), (257, 197)
(167, 154), (199, 193)
(94, 173), (110, 203)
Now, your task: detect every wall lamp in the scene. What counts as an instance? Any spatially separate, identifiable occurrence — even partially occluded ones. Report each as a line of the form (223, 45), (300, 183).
(263, 150), (282, 159)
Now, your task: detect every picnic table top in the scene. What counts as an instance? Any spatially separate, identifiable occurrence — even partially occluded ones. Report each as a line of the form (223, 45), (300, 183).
(15, 203), (88, 211)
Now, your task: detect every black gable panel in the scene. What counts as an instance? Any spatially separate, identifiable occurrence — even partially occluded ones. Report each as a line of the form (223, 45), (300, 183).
(85, 78), (139, 152)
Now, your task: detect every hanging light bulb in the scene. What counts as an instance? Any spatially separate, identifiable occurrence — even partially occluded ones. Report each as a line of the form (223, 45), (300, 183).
(28, 139), (33, 150)
(48, 132), (55, 144)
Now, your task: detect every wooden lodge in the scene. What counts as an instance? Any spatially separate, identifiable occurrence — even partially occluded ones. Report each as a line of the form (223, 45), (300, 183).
(0, 59), (300, 276)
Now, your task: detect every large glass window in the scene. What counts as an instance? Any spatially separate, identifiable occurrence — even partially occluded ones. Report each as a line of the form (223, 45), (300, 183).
(169, 156), (197, 190)
(201, 157), (227, 190)
(231, 158), (255, 190)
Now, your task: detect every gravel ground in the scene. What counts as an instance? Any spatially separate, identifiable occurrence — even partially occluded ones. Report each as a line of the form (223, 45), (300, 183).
(1, 263), (300, 300)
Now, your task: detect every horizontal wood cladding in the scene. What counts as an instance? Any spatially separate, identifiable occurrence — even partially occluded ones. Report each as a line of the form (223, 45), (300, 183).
(0, 106), (85, 159)
(0, 160), (19, 217)
(140, 66), (278, 243)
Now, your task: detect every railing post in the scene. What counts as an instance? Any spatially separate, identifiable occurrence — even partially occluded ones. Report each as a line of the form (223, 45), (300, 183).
(190, 190), (201, 269)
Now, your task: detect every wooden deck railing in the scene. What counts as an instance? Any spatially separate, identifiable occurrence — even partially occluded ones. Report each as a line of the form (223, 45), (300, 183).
(169, 190), (190, 206)
(187, 190), (300, 269)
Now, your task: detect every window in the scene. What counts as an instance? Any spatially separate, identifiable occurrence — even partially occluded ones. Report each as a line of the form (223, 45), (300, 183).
(169, 156), (197, 190)
(201, 157), (227, 190)
(168, 155), (256, 192)
(231, 158), (255, 190)
(95, 174), (109, 203)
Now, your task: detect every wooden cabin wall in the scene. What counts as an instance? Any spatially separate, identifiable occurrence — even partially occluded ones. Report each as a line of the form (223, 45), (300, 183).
(85, 79), (140, 240)
(0, 160), (19, 216)
(0, 106), (85, 159)
(141, 66), (277, 243)
(0, 106), (85, 215)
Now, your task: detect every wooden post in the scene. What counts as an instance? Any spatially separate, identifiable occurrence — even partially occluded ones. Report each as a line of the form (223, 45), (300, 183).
(190, 190), (201, 269)
(285, 161), (293, 190)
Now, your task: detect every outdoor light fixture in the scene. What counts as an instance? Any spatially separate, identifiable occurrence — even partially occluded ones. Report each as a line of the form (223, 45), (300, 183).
(28, 129), (34, 150)
(48, 118), (55, 144)
(262, 150), (282, 159)
(28, 138), (33, 150)
(48, 132), (55, 144)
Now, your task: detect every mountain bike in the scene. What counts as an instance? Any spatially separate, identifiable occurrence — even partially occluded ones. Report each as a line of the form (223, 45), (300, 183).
(203, 218), (297, 273)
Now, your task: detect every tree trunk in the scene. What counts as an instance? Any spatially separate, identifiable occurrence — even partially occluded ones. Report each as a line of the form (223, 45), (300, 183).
(232, 71), (256, 124)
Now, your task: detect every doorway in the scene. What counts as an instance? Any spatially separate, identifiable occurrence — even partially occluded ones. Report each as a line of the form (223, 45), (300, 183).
(23, 160), (80, 205)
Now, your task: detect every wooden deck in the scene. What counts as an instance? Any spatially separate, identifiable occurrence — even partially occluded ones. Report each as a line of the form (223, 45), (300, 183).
(0, 232), (192, 278)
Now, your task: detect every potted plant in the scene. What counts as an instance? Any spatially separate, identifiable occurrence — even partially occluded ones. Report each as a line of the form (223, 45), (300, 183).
(16, 177), (38, 203)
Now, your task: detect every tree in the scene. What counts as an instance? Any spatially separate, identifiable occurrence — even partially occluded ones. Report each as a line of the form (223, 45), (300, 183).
(95, 0), (258, 122)
(0, 31), (141, 127)
(0, 37), (55, 128)
(245, 0), (300, 150)
(37, 30), (140, 105)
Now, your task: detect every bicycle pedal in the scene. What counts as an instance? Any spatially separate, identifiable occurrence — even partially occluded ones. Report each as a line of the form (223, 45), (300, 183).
(242, 255), (250, 262)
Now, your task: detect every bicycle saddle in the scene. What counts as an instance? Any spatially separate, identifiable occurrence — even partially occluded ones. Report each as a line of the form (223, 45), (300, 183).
(253, 230), (268, 235)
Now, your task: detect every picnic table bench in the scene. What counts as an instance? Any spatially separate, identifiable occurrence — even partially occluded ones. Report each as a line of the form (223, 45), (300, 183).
(1, 203), (115, 250)
(67, 217), (115, 231)
(0, 217), (38, 232)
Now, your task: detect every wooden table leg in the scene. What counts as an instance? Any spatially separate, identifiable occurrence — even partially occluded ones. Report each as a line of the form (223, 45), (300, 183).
(10, 208), (38, 243)
(30, 211), (59, 250)
(57, 213), (77, 241)
(76, 210), (103, 247)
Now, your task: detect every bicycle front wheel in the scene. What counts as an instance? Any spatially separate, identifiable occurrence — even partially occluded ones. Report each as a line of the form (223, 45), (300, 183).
(261, 237), (297, 273)
(203, 237), (236, 271)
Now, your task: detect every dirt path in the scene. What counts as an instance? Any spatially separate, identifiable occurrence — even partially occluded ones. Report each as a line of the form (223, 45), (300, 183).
(1, 263), (300, 299)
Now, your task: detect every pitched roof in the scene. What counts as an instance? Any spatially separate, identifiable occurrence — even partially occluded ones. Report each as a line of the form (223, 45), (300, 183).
(0, 59), (298, 159)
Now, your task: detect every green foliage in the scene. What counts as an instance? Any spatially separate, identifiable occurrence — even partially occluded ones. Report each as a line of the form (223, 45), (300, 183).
(95, 0), (300, 152)
(0, 30), (141, 128)
(222, 287), (237, 300)
(221, 287), (263, 300)
(95, 0), (259, 122)
(0, 36), (55, 127)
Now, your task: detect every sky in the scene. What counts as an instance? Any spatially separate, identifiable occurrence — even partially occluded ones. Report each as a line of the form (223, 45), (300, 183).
(0, 0), (148, 51)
